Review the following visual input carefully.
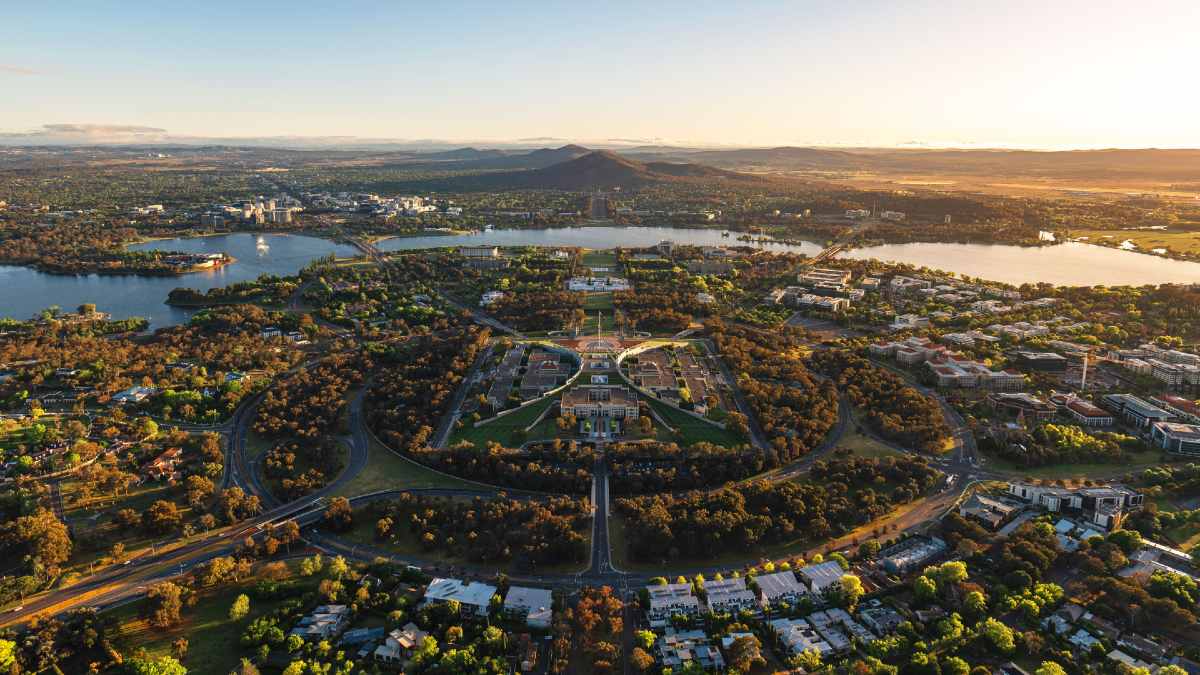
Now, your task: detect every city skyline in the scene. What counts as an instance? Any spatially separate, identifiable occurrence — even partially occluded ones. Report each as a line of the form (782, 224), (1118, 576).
(3, 0), (1200, 149)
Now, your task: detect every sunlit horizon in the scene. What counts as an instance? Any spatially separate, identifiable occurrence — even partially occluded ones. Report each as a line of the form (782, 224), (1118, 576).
(4, 0), (1200, 150)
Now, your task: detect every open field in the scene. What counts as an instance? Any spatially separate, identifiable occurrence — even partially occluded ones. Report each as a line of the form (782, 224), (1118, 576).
(1070, 228), (1200, 257)
(644, 396), (745, 448)
(979, 448), (1168, 481)
(838, 426), (906, 460)
(109, 561), (317, 675)
(581, 250), (618, 268)
(449, 396), (558, 447)
(581, 291), (614, 311)
(333, 436), (479, 496)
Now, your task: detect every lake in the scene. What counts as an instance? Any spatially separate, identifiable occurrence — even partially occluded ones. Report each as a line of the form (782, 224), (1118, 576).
(0, 233), (357, 327)
(375, 225), (825, 254)
(842, 241), (1200, 286)
(378, 226), (1200, 286)
(2, 227), (1198, 328)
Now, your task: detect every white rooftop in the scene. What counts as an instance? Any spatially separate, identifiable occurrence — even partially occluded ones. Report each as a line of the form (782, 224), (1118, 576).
(424, 578), (497, 609)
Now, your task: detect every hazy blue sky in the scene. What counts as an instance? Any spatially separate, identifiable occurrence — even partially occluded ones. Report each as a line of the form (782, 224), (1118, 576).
(3, 1), (1199, 148)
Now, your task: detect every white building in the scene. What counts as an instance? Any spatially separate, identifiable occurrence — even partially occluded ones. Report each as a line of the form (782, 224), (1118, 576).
(755, 570), (809, 607)
(770, 618), (837, 659)
(703, 577), (759, 615)
(423, 578), (497, 617)
(798, 561), (846, 597)
(567, 276), (631, 292)
(503, 586), (553, 629)
(646, 583), (701, 623)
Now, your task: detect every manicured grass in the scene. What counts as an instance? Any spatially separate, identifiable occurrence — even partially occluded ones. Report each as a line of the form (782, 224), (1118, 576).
(979, 448), (1167, 481)
(449, 396), (558, 447)
(839, 427), (906, 460)
(333, 437), (479, 497)
(582, 292), (614, 311)
(644, 396), (745, 448)
(581, 250), (618, 268)
(244, 430), (273, 460)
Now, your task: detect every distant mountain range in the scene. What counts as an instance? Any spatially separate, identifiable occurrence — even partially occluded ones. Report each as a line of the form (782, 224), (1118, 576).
(433, 149), (761, 190)
(4, 135), (1199, 183)
(396, 144), (1200, 182)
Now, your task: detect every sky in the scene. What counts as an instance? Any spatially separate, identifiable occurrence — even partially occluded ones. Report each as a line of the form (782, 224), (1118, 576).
(3, 0), (1200, 149)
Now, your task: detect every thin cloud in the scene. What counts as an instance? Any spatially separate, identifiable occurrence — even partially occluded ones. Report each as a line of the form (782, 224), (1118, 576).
(0, 65), (39, 76)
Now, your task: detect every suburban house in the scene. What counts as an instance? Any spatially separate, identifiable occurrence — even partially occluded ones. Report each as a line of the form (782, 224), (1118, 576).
(373, 623), (429, 665)
(290, 605), (351, 641)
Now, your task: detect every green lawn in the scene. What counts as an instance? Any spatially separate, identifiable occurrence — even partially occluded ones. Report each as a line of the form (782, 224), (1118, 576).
(839, 427), (906, 460)
(109, 562), (317, 675)
(581, 250), (618, 268)
(333, 437), (480, 497)
(582, 292), (614, 311)
(644, 396), (745, 448)
(978, 447), (1168, 481)
(243, 430), (273, 460)
(449, 396), (558, 447)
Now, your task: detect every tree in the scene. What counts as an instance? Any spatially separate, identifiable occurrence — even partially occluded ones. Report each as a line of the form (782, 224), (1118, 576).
(944, 656), (971, 675)
(328, 555), (350, 580)
(299, 554), (324, 576)
(137, 417), (159, 440)
(145, 582), (185, 629)
(144, 500), (183, 534)
(230, 594), (250, 621)
(124, 655), (187, 675)
(172, 637), (189, 660)
(634, 629), (656, 650)
(233, 659), (260, 675)
(840, 574), (865, 608)
(324, 496), (353, 532)
(0, 639), (15, 670)
(6, 508), (72, 568)
(791, 647), (822, 671)
(630, 647), (654, 672)
(980, 617), (1015, 654)
(1035, 662), (1067, 675)
(184, 475), (215, 508)
(965, 590), (989, 618)
(286, 634), (304, 653)
(727, 635), (765, 673)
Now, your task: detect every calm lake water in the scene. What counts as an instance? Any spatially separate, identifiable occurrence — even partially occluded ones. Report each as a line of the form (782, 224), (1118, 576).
(379, 226), (1200, 286)
(843, 241), (1200, 286)
(0, 233), (357, 327)
(2, 228), (1197, 328)
(376, 225), (825, 254)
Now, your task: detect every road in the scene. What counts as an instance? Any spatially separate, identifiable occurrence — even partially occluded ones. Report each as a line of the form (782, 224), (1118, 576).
(588, 458), (616, 576)
(431, 343), (494, 448)
(698, 338), (770, 451)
